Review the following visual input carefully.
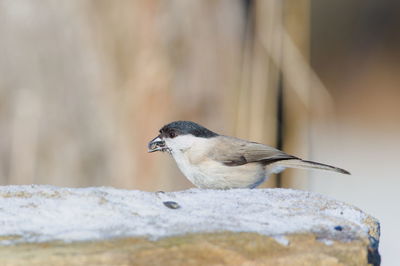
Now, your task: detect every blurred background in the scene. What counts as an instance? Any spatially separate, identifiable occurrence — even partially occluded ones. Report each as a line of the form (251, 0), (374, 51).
(0, 0), (399, 264)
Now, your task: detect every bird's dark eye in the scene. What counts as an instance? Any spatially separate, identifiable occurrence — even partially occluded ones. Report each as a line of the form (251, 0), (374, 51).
(169, 131), (176, 138)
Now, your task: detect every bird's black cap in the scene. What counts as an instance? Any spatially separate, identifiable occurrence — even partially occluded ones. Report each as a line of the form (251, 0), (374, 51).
(160, 121), (218, 138)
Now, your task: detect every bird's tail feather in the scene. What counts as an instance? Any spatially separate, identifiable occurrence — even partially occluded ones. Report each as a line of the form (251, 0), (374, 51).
(273, 159), (350, 175)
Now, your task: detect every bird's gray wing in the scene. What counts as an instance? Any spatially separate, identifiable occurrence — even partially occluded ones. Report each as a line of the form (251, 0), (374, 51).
(209, 136), (298, 166)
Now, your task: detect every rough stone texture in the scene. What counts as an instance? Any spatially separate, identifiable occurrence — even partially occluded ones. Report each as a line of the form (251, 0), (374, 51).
(0, 185), (380, 265)
(0, 233), (372, 266)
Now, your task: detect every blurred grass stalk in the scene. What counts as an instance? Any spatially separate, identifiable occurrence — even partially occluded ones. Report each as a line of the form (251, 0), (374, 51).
(236, 0), (335, 188)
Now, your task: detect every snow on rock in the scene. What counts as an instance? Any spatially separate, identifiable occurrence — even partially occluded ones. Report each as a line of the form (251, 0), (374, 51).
(0, 185), (379, 245)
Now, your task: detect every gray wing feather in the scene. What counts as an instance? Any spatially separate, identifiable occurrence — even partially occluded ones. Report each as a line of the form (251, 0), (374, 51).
(209, 136), (298, 166)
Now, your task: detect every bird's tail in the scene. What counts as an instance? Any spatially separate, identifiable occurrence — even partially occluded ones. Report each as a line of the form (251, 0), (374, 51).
(273, 159), (350, 175)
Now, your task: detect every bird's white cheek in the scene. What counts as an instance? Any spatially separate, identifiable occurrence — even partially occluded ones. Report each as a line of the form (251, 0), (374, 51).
(164, 135), (199, 152)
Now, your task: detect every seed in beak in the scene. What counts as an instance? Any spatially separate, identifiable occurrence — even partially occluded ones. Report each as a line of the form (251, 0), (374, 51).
(148, 136), (166, 152)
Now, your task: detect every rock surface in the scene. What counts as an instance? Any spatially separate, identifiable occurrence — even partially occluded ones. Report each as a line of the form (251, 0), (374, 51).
(0, 185), (380, 265)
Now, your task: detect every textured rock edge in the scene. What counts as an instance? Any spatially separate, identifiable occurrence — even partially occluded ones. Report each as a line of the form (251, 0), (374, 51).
(0, 232), (376, 266)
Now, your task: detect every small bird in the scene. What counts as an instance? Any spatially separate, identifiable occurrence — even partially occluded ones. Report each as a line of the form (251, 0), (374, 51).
(148, 121), (350, 189)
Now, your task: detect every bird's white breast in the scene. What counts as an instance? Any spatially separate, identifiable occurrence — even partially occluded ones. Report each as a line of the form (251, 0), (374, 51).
(166, 135), (268, 189)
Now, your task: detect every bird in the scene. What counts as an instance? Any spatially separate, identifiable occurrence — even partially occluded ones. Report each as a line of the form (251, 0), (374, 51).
(148, 121), (350, 189)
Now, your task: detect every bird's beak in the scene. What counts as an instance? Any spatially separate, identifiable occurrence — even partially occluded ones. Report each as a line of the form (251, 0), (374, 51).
(148, 135), (166, 153)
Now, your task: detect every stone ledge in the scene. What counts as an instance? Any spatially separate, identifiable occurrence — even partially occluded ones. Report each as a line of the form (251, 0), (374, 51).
(0, 233), (371, 266)
(0, 185), (380, 265)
